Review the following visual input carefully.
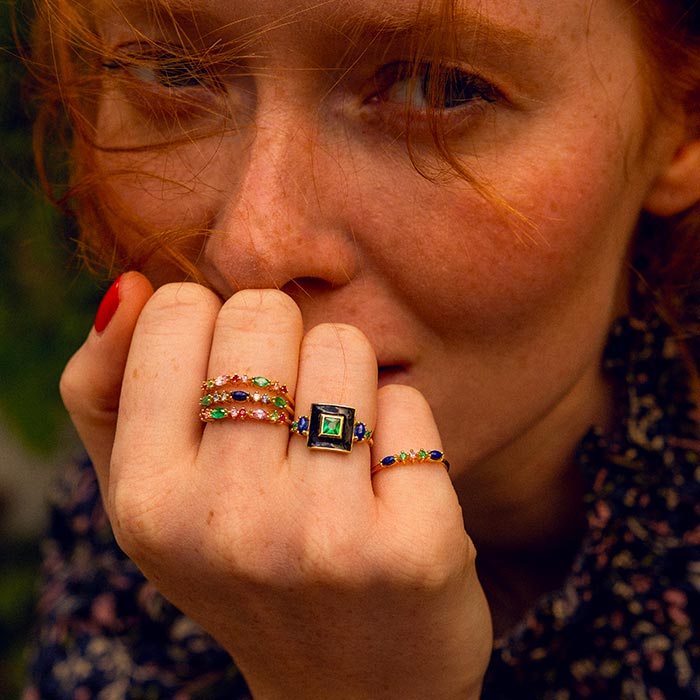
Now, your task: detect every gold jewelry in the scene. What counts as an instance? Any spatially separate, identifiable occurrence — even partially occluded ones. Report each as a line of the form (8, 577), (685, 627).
(371, 449), (449, 477)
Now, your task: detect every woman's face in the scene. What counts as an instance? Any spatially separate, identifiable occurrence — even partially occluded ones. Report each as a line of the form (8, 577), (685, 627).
(96, 0), (682, 505)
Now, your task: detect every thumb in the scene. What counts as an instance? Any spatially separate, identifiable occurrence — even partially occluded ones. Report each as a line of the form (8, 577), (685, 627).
(60, 271), (154, 492)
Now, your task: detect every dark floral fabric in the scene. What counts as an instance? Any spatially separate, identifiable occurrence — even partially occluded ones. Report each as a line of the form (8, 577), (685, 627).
(485, 315), (700, 699)
(25, 314), (700, 699)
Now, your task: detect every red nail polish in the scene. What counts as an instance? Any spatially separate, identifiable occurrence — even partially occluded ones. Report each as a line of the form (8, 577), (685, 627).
(94, 274), (123, 333)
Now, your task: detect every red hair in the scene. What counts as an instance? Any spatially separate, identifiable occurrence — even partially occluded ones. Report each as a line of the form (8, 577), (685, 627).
(26, 0), (700, 329)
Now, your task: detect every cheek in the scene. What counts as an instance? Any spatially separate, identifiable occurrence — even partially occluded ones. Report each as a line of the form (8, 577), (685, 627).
(96, 146), (224, 234)
(374, 128), (643, 345)
(94, 94), (234, 242)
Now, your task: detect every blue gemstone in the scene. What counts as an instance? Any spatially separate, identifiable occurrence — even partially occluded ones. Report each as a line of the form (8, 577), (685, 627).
(381, 455), (396, 466)
(429, 451), (443, 461)
(354, 423), (366, 440)
(298, 416), (310, 433)
(232, 391), (249, 401)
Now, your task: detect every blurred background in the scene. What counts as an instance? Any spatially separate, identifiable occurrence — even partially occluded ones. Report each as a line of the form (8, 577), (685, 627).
(1, 0), (102, 695)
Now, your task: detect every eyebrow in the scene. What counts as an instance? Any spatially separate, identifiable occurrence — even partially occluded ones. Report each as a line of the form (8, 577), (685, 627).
(101, 0), (545, 66)
(336, 5), (539, 48)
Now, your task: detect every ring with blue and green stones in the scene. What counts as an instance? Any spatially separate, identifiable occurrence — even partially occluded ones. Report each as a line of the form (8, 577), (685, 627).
(200, 405), (292, 425)
(290, 403), (373, 453)
(201, 373), (294, 406)
(199, 373), (294, 422)
(199, 388), (294, 417)
(370, 449), (450, 477)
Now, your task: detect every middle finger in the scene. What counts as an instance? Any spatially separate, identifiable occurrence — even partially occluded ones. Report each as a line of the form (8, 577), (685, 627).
(288, 322), (378, 504)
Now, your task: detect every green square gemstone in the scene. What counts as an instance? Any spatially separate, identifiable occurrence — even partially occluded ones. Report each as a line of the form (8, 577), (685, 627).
(306, 403), (355, 452)
(319, 414), (344, 437)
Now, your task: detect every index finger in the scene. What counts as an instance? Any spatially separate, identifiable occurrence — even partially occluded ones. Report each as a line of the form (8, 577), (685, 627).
(111, 283), (221, 486)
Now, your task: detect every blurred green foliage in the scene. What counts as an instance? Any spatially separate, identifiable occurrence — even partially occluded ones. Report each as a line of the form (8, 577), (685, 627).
(1, 0), (102, 455)
(0, 539), (41, 698)
(1, 3), (101, 697)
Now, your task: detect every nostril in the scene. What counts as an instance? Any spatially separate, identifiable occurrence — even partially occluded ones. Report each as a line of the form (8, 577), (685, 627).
(282, 276), (354, 300)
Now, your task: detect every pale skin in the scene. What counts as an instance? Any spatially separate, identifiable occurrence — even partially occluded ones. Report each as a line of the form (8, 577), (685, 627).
(60, 0), (700, 697)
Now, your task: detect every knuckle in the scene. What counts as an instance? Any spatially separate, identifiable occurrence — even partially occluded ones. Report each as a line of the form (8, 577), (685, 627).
(297, 520), (366, 585)
(233, 512), (366, 590)
(224, 288), (301, 318)
(140, 283), (220, 326)
(216, 289), (303, 339)
(107, 473), (177, 563)
(302, 323), (376, 370)
(377, 382), (430, 412)
(306, 322), (370, 349)
(379, 519), (473, 592)
(59, 351), (117, 420)
(59, 356), (84, 412)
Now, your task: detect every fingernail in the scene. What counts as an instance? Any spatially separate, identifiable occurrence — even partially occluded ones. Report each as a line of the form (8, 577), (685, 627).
(94, 274), (123, 334)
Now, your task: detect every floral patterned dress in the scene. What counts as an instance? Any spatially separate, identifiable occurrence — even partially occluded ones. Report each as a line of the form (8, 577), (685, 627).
(24, 313), (700, 700)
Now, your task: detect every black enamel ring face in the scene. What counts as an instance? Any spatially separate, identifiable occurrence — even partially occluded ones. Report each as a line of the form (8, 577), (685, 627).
(306, 403), (356, 452)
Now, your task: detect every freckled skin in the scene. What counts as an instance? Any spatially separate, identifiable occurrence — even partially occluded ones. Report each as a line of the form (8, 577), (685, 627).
(95, 0), (682, 551)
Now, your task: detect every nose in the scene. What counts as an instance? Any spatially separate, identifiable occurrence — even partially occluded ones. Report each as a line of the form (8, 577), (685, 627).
(201, 105), (360, 297)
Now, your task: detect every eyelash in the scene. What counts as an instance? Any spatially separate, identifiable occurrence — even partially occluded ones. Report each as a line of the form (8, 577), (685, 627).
(102, 49), (220, 91)
(366, 61), (500, 113)
(102, 47), (501, 132)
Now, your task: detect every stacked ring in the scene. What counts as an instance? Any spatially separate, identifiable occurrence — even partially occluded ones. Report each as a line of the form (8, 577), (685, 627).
(370, 449), (450, 477)
(200, 389), (293, 416)
(200, 373), (293, 426)
(291, 403), (373, 453)
(200, 406), (291, 424)
(201, 374), (293, 405)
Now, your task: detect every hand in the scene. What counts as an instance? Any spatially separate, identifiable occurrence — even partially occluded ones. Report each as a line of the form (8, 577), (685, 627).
(61, 272), (493, 700)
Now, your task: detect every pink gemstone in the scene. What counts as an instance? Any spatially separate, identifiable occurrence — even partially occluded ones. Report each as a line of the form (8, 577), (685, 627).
(215, 375), (227, 386)
(252, 409), (267, 421)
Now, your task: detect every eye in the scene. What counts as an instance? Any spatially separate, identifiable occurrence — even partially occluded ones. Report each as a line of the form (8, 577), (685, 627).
(367, 61), (500, 112)
(100, 42), (238, 138)
(102, 44), (221, 91)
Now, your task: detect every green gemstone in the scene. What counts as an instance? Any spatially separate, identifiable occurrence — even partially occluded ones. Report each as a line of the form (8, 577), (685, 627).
(273, 396), (288, 408)
(320, 414), (343, 437)
(210, 408), (228, 420)
(270, 411), (281, 422)
(206, 380), (215, 389)
(252, 377), (271, 387)
(200, 395), (213, 406)
(399, 451), (408, 462)
(418, 450), (428, 460)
